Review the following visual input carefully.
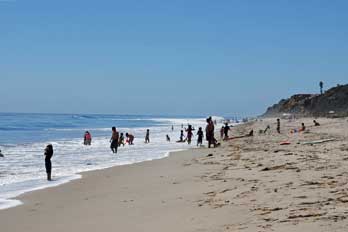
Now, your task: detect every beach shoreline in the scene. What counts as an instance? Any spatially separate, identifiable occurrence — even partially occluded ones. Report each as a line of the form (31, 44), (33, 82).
(0, 114), (217, 211)
(1, 146), (230, 232)
(0, 148), (187, 210)
(1, 117), (348, 231)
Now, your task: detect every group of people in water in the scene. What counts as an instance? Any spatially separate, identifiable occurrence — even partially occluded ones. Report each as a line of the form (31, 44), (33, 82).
(110, 127), (135, 154)
(173, 117), (221, 148)
(1, 116), (324, 182)
(41, 116), (226, 181)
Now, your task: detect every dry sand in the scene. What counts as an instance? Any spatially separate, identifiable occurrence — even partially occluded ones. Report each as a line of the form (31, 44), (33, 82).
(1, 117), (348, 232)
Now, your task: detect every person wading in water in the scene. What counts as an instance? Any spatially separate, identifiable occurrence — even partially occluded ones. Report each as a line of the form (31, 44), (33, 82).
(110, 127), (119, 154)
(44, 144), (53, 181)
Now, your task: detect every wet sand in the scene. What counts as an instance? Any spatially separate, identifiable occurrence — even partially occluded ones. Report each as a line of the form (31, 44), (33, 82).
(1, 117), (348, 232)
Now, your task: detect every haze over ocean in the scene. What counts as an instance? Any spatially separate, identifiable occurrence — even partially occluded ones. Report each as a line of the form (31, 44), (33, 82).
(1, 1), (348, 116)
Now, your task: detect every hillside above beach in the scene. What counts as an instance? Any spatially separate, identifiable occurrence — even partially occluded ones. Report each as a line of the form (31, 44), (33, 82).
(263, 84), (348, 117)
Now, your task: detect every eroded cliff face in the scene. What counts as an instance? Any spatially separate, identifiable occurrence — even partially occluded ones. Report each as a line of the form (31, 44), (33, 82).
(264, 84), (348, 117)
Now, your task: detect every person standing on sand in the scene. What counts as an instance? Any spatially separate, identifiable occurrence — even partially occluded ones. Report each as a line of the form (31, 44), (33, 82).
(197, 127), (204, 146)
(205, 117), (216, 148)
(110, 127), (119, 153)
(276, 118), (281, 134)
(145, 129), (150, 143)
(223, 123), (230, 140)
(44, 144), (53, 181)
(220, 126), (224, 139)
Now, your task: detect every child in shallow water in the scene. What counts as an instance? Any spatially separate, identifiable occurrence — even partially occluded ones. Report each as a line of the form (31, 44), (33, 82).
(126, 133), (134, 145)
(186, 125), (194, 145)
(197, 127), (204, 146)
(119, 133), (125, 146)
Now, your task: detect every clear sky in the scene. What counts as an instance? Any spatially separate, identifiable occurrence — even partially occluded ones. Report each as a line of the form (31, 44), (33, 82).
(1, 0), (347, 117)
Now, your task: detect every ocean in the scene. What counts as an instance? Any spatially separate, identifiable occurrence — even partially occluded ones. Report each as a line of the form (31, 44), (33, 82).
(0, 113), (224, 210)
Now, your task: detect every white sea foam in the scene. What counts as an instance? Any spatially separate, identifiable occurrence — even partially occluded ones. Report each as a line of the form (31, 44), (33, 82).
(0, 118), (211, 210)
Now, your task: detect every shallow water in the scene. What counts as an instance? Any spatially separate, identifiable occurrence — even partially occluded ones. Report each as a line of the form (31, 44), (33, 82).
(0, 113), (226, 209)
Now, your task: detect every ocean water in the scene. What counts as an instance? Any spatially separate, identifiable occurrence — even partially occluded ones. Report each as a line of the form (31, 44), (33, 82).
(0, 113), (225, 210)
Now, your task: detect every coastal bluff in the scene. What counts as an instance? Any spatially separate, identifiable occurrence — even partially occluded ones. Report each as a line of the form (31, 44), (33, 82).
(263, 84), (348, 117)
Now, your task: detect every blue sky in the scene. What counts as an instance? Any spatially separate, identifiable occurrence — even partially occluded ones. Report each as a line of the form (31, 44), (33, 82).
(1, 0), (347, 116)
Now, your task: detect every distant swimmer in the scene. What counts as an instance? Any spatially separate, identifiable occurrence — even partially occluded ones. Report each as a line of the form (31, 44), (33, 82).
(300, 123), (306, 132)
(313, 120), (320, 126)
(197, 127), (204, 146)
(171, 125), (174, 131)
(166, 134), (171, 142)
(110, 127), (119, 153)
(145, 129), (150, 143)
(119, 133), (125, 147)
(0, 149), (4, 157)
(186, 125), (194, 145)
(44, 144), (53, 181)
(126, 133), (134, 145)
(83, 131), (92, 145)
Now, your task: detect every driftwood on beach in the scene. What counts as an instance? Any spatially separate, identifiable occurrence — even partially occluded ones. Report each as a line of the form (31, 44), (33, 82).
(300, 139), (336, 145)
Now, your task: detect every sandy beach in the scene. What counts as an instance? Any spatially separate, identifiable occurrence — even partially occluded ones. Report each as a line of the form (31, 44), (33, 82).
(1, 117), (348, 232)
